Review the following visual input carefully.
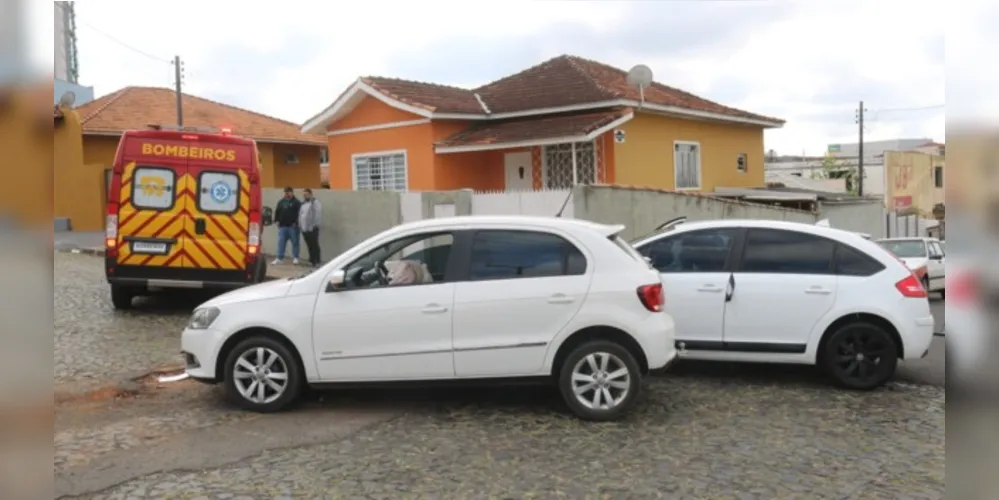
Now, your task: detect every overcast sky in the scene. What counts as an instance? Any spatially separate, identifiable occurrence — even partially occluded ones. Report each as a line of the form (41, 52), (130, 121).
(30, 0), (993, 155)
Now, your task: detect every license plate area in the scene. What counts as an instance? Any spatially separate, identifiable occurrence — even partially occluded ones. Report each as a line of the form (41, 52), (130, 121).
(131, 241), (169, 254)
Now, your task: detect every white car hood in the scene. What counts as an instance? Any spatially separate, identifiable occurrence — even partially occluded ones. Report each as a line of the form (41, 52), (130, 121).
(900, 257), (929, 270)
(200, 278), (294, 307)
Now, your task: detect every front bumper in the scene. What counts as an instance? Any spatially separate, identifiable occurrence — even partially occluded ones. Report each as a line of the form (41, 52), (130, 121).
(181, 327), (223, 381)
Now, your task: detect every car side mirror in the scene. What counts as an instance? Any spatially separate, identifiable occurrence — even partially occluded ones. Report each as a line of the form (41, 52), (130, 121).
(325, 269), (346, 292)
(262, 207), (274, 227)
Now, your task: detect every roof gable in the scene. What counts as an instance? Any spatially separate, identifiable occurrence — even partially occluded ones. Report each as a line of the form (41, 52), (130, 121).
(301, 54), (784, 134)
(76, 86), (325, 146)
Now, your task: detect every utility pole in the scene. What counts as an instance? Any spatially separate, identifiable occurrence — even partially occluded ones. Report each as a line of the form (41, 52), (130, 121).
(855, 101), (867, 196)
(173, 55), (184, 127)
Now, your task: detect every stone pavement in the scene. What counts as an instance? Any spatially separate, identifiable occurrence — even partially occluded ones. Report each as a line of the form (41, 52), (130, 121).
(54, 251), (947, 499)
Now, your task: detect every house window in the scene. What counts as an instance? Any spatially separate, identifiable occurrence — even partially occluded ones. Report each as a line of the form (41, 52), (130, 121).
(737, 153), (748, 173)
(353, 151), (407, 191)
(319, 147), (329, 165)
(934, 165), (943, 188)
(543, 141), (595, 189)
(674, 141), (701, 190)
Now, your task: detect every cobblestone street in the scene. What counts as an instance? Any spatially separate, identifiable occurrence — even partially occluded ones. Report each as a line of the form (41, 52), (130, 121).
(55, 252), (946, 499)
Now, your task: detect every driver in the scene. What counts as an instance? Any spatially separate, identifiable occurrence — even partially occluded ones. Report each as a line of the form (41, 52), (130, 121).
(386, 260), (425, 286)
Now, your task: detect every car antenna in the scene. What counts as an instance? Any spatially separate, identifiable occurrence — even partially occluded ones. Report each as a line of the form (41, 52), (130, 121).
(555, 188), (573, 218)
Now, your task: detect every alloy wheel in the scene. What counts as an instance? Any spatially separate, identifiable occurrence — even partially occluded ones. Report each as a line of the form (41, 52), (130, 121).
(233, 347), (290, 404)
(832, 329), (891, 386)
(571, 352), (631, 410)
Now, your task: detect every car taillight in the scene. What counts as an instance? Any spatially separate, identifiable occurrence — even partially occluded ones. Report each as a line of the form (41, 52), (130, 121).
(637, 283), (665, 312)
(247, 222), (261, 256)
(948, 272), (976, 305)
(105, 213), (119, 257)
(895, 274), (927, 298)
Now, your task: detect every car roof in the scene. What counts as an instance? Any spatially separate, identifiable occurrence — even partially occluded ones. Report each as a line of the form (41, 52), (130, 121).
(390, 215), (626, 238)
(653, 218), (864, 242)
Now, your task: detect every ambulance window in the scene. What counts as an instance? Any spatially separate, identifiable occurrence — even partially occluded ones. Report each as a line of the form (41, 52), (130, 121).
(132, 167), (176, 211)
(198, 171), (240, 214)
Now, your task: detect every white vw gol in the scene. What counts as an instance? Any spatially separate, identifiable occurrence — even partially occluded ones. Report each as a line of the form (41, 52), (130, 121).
(182, 216), (677, 421)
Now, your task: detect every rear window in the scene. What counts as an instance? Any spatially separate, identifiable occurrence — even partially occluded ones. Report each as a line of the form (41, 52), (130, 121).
(197, 171), (241, 214)
(131, 166), (175, 211)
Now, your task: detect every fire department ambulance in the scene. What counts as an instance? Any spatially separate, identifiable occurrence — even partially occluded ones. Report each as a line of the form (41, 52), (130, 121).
(104, 126), (270, 309)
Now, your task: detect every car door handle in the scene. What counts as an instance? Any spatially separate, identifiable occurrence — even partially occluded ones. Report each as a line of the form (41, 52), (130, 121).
(696, 285), (723, 293)
(548, 293), (575, 304)
(805, 286), (832, 295)
(421, 304), (448, 314)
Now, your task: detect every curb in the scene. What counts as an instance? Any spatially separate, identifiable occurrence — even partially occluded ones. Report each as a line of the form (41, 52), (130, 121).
(59, 247), (105, 257)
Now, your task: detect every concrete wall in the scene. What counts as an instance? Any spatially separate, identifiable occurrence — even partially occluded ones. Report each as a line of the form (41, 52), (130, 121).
(260, 189), (474, 260)
(817, 200), (886, 239)
(571, 185), (815, 241)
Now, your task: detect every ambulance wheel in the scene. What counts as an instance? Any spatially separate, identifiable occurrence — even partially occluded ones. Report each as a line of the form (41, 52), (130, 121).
(110, 285), (134, 310)
(254, 259), (268, 283)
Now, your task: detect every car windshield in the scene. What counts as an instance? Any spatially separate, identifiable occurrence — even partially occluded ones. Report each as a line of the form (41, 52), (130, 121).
(877, 240), (927, 258)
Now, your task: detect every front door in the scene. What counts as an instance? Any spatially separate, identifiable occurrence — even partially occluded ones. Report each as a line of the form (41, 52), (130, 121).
(183, 164), (249, 273)
(504, 151), (533, 191)
(312, 231), (458, 381)
(635, 227), (740, 349)
(451, 229), (590, 378)
(722, 228), (838, 353)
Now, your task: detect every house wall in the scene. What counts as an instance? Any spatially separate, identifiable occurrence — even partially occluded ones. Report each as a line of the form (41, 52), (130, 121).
(326, 97), (440, 190)
(884, 151), (944, 216)
(52, 107), (103, 230)
(431, 120), (505, 191)
(611, 113), (765, 192)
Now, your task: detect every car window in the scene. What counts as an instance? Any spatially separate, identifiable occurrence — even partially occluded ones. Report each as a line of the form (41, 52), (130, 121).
(638, 228), (738, 273)
(835, 243), (886, 276)
(877, 240), (928, 258)
(197, 171), (240, 214)
(131, 166), (176, 211)
(468, 230), (586, 280)
(929, 242), (944, 258)
(740, 228), (835, 274)
(346, 232), (454, 286)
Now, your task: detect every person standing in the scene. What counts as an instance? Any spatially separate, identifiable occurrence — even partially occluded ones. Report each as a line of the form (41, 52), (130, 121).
(272, 187), (302, 265)
(299, 188), (323, 267)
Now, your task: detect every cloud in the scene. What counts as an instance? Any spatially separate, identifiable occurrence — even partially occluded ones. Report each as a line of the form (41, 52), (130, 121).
(39, 0), (952, 155)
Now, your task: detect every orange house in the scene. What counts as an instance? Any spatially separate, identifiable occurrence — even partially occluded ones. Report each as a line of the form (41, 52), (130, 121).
(303, 55), (785, 193)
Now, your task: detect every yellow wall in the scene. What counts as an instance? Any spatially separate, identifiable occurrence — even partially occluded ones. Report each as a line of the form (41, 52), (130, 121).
(884, 151), (945, 216)
(611, 112), (765, 191)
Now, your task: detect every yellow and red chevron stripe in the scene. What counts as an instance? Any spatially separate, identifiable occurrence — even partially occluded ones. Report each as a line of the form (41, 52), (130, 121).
(116, 162), (252, 270)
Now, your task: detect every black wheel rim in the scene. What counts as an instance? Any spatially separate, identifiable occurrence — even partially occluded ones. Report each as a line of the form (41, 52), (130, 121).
(833, 328), (891, 385)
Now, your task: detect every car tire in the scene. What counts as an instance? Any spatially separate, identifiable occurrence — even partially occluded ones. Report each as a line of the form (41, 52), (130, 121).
(110, 285), (134, 310)
(821, 321), (899, 390)
(223, 336), (303, 413)
(253, 258), (268, 283)
(557, 340), (642, 421)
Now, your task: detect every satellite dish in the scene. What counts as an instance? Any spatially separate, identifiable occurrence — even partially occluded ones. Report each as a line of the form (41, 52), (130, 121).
(58, 91), (76, 108)
(626, 64), (653, 106)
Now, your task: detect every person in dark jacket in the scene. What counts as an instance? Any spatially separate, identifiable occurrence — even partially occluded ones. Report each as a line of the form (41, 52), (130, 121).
(272, 187), (302, 265)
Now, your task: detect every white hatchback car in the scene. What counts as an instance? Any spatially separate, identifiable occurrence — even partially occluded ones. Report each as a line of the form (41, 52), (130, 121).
(182, 216), (677, 421)
(631, 218), (936, 390)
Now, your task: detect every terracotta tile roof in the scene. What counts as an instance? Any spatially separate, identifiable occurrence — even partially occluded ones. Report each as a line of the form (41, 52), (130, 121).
(438, 108), (631, 147)
(75, 86), (325, 146)
(361, 77), (483, 114)
(351, 55), (782, 125)
(475, 55), (783, 123)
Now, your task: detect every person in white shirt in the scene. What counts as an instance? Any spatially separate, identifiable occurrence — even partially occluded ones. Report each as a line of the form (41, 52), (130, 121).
(298, 188), (323, 267)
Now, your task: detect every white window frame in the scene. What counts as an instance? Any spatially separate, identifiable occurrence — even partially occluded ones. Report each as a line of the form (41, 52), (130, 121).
(673, 140), (702, 191)
(541, 140), (597, 188)
(351, 149), (409, 192)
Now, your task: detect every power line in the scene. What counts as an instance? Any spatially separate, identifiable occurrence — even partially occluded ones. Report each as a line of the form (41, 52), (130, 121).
(76, 18), (172, 64)
(873, 104), (945, 116)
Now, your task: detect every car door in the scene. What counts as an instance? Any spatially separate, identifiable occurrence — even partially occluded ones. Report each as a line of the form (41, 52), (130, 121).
(634, 227), (740, 350)
(311, 232), (457, 381)
(722, 228), (838, 354)
(927, 241), (946, 290)
(451, 229), (589, 378)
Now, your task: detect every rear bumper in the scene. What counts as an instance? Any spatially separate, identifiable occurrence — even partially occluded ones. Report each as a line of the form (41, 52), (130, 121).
(106, 258), (257, 289)
(901, 315), (936, 360)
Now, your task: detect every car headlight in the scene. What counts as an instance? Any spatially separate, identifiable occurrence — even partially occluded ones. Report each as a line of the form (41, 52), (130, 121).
(188, 307), (221, 330)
